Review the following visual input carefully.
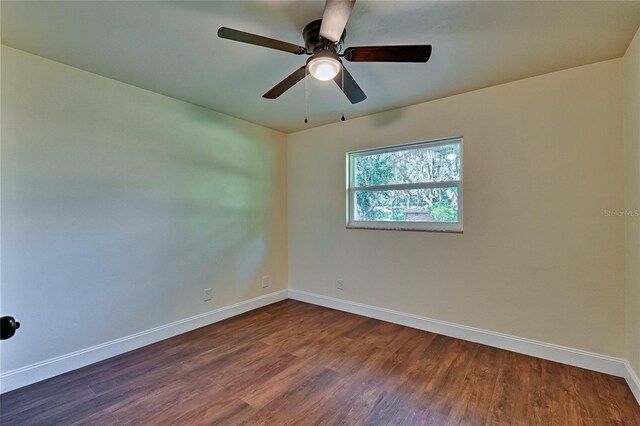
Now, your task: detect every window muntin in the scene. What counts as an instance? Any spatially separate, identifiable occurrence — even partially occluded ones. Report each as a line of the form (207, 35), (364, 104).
(347, 137), (463, 232)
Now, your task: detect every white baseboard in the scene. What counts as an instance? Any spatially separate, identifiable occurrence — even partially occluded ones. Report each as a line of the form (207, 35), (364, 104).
(3, 289), (639, 406)
(288, 289), (631, 383)
(624, 361), (640, 404)
(0, 290), (288, 394)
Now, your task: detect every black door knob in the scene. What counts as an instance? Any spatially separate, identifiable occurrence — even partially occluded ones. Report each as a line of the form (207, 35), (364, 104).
(1, 316), (21, 340)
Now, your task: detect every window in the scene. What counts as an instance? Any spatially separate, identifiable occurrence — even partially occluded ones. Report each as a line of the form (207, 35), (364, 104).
(346, 136), (463, 232)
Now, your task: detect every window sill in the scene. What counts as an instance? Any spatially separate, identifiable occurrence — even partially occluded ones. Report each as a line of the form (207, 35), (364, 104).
(346, 225), (463, 233)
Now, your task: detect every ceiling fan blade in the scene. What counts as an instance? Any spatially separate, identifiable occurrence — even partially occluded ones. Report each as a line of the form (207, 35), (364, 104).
(319, 0), (355, 43)
(263, 66), (308, 99)
(218, 27), (306, 55)
(334, 66), (366, 104)
(343, 45), (432, 62)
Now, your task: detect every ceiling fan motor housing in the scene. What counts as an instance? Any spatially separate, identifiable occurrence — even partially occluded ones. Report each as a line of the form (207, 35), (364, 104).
(303, 19), (345, 54)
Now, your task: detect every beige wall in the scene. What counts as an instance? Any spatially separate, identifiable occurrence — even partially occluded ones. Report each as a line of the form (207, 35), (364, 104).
(288, 59), (626, 357)
(625, 28), (640, 376)
(0, 46), (288, 373)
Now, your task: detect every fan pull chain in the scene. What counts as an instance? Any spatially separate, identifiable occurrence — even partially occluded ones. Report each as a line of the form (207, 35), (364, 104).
(341, 66), (346, 122)
(304, 67), (308, 124)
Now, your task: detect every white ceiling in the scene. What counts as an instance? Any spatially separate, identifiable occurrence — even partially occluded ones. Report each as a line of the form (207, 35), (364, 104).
(2, 1), (640, 133)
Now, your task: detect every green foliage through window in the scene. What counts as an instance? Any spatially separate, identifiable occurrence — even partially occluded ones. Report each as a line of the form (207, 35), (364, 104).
(354, 188), (458, 222)
(350, 140), (462, 227)
(354, 144), (460, 188)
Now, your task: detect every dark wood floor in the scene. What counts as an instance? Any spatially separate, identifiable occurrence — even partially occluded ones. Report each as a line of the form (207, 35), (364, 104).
(1, 300), (639, 425)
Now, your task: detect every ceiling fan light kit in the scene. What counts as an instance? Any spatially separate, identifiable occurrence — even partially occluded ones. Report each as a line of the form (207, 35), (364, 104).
(307, 50), (341, 81)
(218, 0), (431, 109)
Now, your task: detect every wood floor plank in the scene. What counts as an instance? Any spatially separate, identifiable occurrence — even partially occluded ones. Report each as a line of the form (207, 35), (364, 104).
(109, 371), (216, 422)
(219, 352), (299, 398)
(239, 356), (324, 409)
(486, 351), (532, 424)
(240, 367), (342, 425)
(457, 344), (505, 425)
(1, 300), (639, 425)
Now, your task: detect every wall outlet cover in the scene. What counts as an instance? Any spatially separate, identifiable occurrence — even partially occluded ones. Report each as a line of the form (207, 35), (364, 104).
(203, 288), (213, 301)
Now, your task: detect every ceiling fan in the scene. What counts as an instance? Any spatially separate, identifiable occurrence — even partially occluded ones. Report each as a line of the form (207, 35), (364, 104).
(217, 0), (432, 104)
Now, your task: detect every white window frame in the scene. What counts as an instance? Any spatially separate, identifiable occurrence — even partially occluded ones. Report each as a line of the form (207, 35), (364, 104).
(346, 136), (463, 233)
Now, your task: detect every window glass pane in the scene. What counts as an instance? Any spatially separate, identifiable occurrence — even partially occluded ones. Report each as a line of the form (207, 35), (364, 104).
(354, 187), (459, 222)
(353, 142), (460, 187)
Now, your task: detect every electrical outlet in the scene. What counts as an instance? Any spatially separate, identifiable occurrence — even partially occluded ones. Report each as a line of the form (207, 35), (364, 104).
(337, 279), (344, 290)
(203, 288), (212, 301)
(261, 276), (270, 288)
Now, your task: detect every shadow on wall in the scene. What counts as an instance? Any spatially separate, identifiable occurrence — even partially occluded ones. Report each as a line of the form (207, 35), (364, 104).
(159, 105), (276, 309)
(0, 70), (277, 373)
